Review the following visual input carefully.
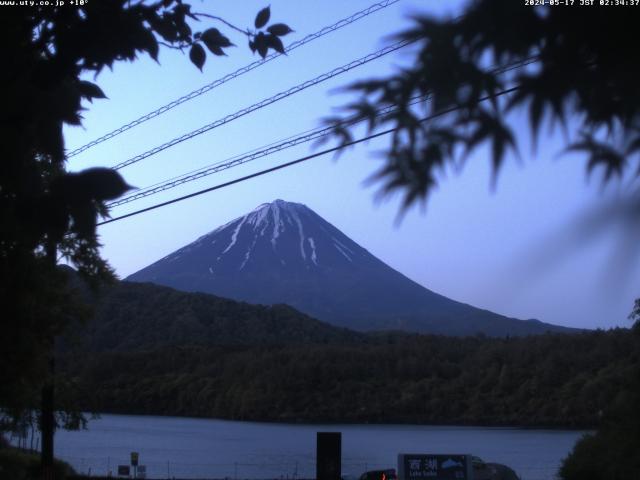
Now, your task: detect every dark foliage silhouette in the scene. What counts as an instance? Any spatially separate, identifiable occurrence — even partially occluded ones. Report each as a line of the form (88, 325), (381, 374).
(321, 3), (640, 476)
(325, 2), (640, 211)
(0, 0), (290, 436)
(629, 298), (640, 331)
(558, 330), (640, 480)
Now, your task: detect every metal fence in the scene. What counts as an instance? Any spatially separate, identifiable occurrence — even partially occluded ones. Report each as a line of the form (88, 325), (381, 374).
(57, 456), (559, 480)
(57, 456), (399, 480)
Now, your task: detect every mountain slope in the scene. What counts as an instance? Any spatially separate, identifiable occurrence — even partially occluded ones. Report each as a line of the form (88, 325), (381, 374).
(64, 280), (363, 352)
(127, 200), (575, 336)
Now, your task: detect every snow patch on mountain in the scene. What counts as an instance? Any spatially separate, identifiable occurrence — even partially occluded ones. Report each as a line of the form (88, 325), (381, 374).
(249, 203), (271, 228)
(223, 215), (248, 254)
(332, 236), (354, 262)
(270, 203), (282, 248)
(208, 217), (237, 237)
(289, 207), (307, 261)
(161, 200), (358, 270)
(308, 237), (318, 265)
(239, 235), (259, 271)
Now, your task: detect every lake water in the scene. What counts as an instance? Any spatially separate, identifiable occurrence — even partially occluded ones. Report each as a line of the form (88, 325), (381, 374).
(53, 414), (588, 480)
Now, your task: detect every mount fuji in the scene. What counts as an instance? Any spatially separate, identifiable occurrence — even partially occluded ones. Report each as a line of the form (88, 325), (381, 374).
(127, 199), (573, 336)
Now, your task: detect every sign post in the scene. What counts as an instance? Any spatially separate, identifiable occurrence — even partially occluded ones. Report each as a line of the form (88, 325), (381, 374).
(131, 452), (139, 478)
(398, 454), (472, 480)
(317, 432), (341, 480)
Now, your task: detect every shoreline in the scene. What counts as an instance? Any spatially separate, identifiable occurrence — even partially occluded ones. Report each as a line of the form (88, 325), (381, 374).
(79, 411), (596, 432)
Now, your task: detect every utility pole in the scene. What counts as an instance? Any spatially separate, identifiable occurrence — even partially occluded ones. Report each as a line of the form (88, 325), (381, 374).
(41, 239), (56, 480)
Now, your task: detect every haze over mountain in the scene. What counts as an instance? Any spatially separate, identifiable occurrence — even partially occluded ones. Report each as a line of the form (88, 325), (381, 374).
(128, 200), (574, 336)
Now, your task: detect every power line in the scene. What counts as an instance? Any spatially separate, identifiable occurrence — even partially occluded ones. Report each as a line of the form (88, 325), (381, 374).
(111, 39), (414, 171)
(98, 85), (520, 227)
(121, 128), (323, 193)
(106, 101), (416, 208)
(65, 0), (403, 159)
(107, 56), (538, 208)
(109, 126), (337, 206)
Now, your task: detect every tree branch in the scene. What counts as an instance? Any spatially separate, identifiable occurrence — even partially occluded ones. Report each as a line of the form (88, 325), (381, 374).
(158, 41), (189, 52)
(193, 13), (249, 36)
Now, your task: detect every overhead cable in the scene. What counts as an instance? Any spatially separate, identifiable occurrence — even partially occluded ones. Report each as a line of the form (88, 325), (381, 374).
(107, 56), (538, 207)
(111, 39), (413, 171)
(65, 0), (402, 158)
(98, 85), (520, 227)
(106, 101), (414, 207)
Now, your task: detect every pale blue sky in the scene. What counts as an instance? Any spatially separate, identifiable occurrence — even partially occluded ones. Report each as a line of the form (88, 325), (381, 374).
(64, 0), (639, 330)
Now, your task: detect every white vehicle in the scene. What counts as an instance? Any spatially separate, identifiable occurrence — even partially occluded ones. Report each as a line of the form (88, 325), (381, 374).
(397, 453), (520, 480)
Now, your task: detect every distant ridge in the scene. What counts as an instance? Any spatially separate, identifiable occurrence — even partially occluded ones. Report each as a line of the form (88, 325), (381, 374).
(63, 280), (363, 352)
(127, 199), (577, 336)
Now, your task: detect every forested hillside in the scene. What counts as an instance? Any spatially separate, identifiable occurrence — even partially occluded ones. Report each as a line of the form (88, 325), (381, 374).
(60, 280), (364, 352)
(59, 329), (639, 427)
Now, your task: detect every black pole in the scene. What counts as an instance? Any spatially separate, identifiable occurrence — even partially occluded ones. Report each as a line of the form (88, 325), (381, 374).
(41, 367), (54, 478)
(317, 432), (341, 480)
(41, 240), (56, 480)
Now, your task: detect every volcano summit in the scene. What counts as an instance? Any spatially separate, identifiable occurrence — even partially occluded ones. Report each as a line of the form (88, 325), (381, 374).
(127, 199), (572, 336)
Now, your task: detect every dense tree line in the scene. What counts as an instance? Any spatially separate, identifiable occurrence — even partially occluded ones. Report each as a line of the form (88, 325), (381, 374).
(59, 329), (639, 428)
(559, 380), (640, 480)
(59, 280), (365, 352)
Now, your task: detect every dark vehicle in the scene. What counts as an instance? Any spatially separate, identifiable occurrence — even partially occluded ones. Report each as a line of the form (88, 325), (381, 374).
(472, 456), (520, 480)
(359, 469), (398, 480)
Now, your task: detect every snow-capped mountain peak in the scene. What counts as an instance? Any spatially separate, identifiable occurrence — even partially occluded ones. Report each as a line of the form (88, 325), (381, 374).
(150, 200), (363, 280)
(127, 200), (574, 336)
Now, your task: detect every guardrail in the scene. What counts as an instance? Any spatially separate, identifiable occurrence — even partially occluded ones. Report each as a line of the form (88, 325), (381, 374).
(59, 457), (558, 480)
(59, 457), (393, 480)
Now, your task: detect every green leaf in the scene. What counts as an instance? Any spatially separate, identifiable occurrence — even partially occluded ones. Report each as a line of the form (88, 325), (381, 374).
(209, 45), (226, 56)
(267, 23), (293, 36)
(265, 33), (285, 54)
(254, 5), (270, 29)
(254, 32), (268, 58)
(178, 21), (192, 40)
(201, 28), (233, 55)
(189, 43), (206, 71)
(69, 168), (135, 202)
(566, 136), (626, 183)
(529, 95), (544, 146)
(150, 16), (179, 42)
(41, 119), (64, 164)
(625, 135), (640, 157)
(69, 202), (98, 239)
(140, 28), (159, 61)
(201, 28), (233, 47)
(77, 81), (107, 102)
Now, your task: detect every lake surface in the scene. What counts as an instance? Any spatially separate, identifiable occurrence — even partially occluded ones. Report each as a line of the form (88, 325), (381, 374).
(53, 414), (588, 480)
